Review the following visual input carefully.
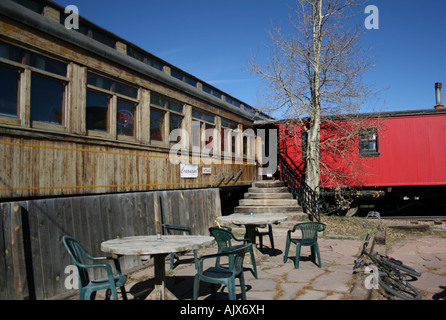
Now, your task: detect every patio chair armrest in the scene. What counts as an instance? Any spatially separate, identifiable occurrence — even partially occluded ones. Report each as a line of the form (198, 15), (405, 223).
(162, 224), (192, 235)
(197, 251), (228, 272)
(289, 224), (301, 234)
(197, 244), (247, 272)
(231, 234), (252, 244)
(84, 254), (123, 272)
(76, 261), (114, 275)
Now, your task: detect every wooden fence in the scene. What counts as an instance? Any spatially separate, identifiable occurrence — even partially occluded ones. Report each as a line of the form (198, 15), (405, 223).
(0, 188), (221, 300)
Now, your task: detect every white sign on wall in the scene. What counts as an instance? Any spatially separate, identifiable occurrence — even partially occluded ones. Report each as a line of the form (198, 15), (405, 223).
(180, 164), (199, 178)
(202, 167), (212, 175)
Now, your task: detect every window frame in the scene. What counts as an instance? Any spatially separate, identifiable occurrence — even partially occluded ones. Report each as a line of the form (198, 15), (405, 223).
(359, 127), (380, 157)
(0, 41), (69, 131)
(220, 118), (238, 157)
(86, 71), (139, 140)
(149, 93), (184, 147)
(0, 62), (21, 124)
(191, 108), (216, 153)
(30, 72), (67, 130)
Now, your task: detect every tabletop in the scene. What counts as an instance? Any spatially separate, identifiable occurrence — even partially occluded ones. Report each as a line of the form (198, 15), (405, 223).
(217, 213), (288, 226)
(101, 235), (215, 257)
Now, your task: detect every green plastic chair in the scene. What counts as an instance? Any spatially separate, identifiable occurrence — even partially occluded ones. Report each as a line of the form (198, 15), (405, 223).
(283, 222), (326, 269)
(193, 244), (250, 300)
(246, 224), (275, 252)
(62, 235), (127, 300)
(209, 227), (257, 279)
(162, 224), (198, 270)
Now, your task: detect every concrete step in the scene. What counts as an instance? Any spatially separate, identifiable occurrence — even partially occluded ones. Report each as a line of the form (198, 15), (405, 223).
(239, 199), (298, 206)
(244, 193), (293, 199)
(252, 180), (285, 188)
(234, 206), (304, 214)
(248, 187), (289, 194)
(230, 215), (310, 236)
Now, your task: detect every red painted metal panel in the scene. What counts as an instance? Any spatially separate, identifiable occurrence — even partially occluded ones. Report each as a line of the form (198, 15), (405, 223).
(278, 112), (446, 188)
(361, 114), (446, 187)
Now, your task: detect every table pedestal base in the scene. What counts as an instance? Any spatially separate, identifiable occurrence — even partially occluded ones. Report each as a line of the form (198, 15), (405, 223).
(245, 225), (270, 264)
(146, 253), (178, 300)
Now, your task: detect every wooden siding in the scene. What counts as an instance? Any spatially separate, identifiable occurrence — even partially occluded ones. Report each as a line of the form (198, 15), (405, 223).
(0, 188), (221, 300)
(0, 133), (255, 199)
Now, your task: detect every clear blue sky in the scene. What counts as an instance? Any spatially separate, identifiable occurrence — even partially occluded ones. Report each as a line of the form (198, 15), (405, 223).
(54, 0), (446, 115)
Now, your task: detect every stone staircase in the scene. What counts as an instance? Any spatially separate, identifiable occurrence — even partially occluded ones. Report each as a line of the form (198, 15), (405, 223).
(232, 180), (309, 234)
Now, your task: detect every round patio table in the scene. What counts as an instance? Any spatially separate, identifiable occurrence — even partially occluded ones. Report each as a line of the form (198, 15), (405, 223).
(101, 235), (214, 300)
(216, 213), (288, 261)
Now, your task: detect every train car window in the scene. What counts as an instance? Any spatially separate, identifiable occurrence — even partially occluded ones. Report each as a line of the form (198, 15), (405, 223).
(301, 131), (308, 160)
(86, 72), (139, 137)
(243, 129), (255, 158)
(150, 108), (165, 142)
(192, 109), (215, 151)
(150, 94), (184, 145)
(86, 90), (110, 132)
(170, 114), (183, 138)
(28, 52), (67, 76)
(87, 72), (137, 99)
(167, 101), (183, 114)
(359, 128), (380, 157)
(117, 98), (136, 137)
(0, 64), (19, 118)
(221, 118), (238, 155)
(30, 74), (65, 125)
(192, 121), (201, 150)
(11, 0), (44, 15)
(0, 41), (67, 77)
(127, 46), (164, 71)
(192, 109), (215, 123)
(171, 69), (197, 87)
(0, 41), (68, 128)
(202, 84), (222, 99)
(225, 96), (241, 108)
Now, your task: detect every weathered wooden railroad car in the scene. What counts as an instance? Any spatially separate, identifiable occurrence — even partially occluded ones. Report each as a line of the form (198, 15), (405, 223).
(0, 0), (271, 201)
(0, 0), (272, 299)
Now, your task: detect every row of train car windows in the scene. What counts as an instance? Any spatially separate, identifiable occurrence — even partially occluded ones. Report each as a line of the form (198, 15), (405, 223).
(0, 41), (250, 152)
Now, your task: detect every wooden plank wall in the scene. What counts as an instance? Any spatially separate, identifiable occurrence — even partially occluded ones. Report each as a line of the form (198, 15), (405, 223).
(0, 134), (256, 199)
(0, 188), (221, 300)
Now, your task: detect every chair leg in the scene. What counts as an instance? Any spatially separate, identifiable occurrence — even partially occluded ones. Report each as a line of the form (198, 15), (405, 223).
(283, 237), (291, 263)
(227, 279), (236, 300)
(314, 243), (322, 268)
(120, 286), (128, 300)
(169, 252), (175, 270)
(79, 288), (87, 300)
(110, 286), (119, 300)
(193, 250), (198, 270)
(193, 275), (200, 300)
(295, 244), (302, 269)
(239, 273), (246, 300)
(248, 245), (258, 279)
(269, 232), (275, 250)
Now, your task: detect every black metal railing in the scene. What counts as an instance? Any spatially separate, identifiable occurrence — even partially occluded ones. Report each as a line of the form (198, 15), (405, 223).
(279, 154), (322, 222)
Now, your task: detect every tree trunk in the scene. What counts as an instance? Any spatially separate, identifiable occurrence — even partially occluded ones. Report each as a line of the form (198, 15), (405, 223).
(305, 0), (322, 193)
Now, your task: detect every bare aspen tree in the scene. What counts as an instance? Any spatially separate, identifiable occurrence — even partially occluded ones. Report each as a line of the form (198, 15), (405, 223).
(250, 0), (378, 193)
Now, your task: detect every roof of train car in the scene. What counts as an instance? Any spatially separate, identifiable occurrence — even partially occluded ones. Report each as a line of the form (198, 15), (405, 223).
(254, 107), (446, 126)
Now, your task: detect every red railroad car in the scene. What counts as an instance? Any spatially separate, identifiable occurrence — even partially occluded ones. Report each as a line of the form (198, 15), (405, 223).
(270, 107), (446, 215)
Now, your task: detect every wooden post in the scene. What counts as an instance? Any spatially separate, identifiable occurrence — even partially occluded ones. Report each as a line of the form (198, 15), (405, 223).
(2, 204), (28, 300)
(153, 192), (162, 234)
